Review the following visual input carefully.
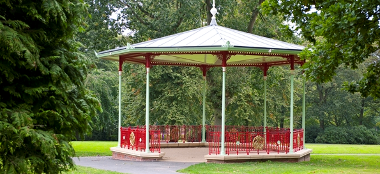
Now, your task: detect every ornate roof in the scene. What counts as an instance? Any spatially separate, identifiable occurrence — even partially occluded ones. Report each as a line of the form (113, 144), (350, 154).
(97, 24), (305, 67)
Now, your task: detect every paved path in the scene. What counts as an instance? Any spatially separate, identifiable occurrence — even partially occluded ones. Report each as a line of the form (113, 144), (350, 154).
(73, 147), (208, 174)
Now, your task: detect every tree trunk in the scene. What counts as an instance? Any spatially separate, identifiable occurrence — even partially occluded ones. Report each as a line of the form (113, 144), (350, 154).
(359, 98), (365, 125)
(247, 0), (264, 33)
(205, 0), (212, 25)
(213, 108), (222, 125)
(320, 119), (325, 130)
(280, 117), (284, 128)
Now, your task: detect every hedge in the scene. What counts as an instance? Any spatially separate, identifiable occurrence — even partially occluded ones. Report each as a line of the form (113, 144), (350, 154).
(314, 126), (380, 144)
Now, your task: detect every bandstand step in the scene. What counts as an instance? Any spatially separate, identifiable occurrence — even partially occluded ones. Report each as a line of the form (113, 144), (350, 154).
(110, 147), (165, 161)
(204, 149), (312, 163)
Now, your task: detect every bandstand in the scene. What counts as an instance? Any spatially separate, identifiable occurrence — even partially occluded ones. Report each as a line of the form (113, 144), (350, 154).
(97, 1), (312, 163)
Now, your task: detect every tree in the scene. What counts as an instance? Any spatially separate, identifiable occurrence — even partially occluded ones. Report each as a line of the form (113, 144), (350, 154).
(77, 0), (128, 52)
(116, 0), (205, 42)
(264, 67), (303, 128)
(108, 0), (304, 128)
(118, 0), (298, 42)
(263, 0), (380, 98)
(0, 0), (100, 173)
(121, 65), (206, 126)
(76, 0), (129, 141)
(84, 68), (119, 140)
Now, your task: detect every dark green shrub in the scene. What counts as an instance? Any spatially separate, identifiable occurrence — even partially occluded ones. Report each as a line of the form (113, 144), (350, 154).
(348, 126), (380, 144)
(315, 127), (350, 144)
(305, 125), (323, 143)
(315, 126), (380, 144)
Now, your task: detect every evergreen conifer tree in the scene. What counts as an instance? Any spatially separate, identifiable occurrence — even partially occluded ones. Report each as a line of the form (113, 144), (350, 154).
(0, 0), (100, 173)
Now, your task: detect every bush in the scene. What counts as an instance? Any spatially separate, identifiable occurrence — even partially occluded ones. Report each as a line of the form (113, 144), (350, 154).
(315, 126), (380, 144)
(305, 125), (323, 143)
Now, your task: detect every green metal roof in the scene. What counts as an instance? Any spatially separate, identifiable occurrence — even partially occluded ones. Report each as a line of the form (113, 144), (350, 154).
(97, 24), (305, 67)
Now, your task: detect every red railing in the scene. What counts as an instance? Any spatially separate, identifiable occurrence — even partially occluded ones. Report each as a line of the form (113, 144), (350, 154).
(266, 127), (290, 154)
(293, 129), (304, 152)
(150, 125), (202, 143)
(120, 125), (304, 155)
(207, 126), (266, 155)
(120, 126), (161, 153)
(149, 129), (161, 153)
(207, 126), (304, 155)
(207, 126), (221, 155)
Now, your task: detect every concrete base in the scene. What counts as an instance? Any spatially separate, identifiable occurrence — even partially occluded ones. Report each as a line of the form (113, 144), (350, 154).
(160, 142), (208, 148)
(110, 147), (165, 162)
(204, 149), (312, 163)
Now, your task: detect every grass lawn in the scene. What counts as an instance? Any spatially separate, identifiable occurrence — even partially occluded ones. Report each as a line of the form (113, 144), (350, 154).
(71, 141), (380, 157)
(179, 155), (380, 174)
(71, 141), (117, 157)
(305, 143), (380, 154)
(71, 142), (380, 174)
(64, 166), (123, 174)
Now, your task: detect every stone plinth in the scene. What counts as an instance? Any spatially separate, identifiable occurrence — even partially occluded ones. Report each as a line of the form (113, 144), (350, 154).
(204, 149), (312, 163)
(110, 147), (165, 162)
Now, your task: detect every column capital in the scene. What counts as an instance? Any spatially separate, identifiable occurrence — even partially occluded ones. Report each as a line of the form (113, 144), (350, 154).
(145, 54), (152, 68)
(119, 58), (124, 71)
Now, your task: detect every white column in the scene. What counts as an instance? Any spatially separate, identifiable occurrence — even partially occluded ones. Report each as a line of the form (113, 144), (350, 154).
(145, 67), (150, 153)
(221, 65), (226, 155)
(302, 75), (306, 149)
(202, 76), (206, 143)
(289, 70), (294, 153)
(118, 71), (122, 148)
(264, 76), (267, 132)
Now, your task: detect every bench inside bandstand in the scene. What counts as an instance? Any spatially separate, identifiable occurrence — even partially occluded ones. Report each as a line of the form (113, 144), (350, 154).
(110, 125), (312, 162)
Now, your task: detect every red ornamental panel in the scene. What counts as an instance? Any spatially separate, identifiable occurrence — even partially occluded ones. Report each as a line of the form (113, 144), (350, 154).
(120, 125), (303, 156)
(119, 126), (161, 152)
(266, 127), (290, 154)
(150, 130), (161, 153)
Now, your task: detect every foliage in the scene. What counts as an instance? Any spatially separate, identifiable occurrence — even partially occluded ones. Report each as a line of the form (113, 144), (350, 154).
(83, 0), (380, 143)
(265, 67), (303, 128)
(315, 126), (380, 144)
(116, 0), (299, 42)
(75, 0), (130, 141)
(84, 68), (118, 141)
(305, 125), (323, 143)
(121, 65), (206, 125)
(0, 0), (100, 173)
(116, 0), (205, 42)
(263, 0), (380, 98)
(206, 67), (262, 126)
(305, 65), (380, 130)
(77, 0), (128, 52)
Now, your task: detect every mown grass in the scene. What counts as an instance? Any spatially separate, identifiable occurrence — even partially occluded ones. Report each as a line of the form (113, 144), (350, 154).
(71, 141), (380, 157)
(179, 155), (380, 174)
(71, 142), (380, 174)
(64, 166), (123, 174)
(305, 143), (380, 154)
(71, 141), (117, 157)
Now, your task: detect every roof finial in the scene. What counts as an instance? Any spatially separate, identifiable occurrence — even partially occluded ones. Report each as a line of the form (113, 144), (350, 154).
(210, 0), (218, 26)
